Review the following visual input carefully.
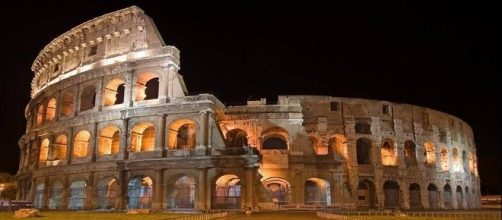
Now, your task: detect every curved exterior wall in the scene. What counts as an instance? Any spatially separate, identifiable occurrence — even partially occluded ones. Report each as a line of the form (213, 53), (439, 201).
(16, 6), (480, 211)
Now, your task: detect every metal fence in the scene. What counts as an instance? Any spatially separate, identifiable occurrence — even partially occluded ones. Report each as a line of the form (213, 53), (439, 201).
(317, 210), (502, 219)
(172, 211), (229, 220)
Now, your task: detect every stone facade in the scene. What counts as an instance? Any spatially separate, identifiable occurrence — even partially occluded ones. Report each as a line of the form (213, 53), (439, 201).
(16, 6), (480, 211)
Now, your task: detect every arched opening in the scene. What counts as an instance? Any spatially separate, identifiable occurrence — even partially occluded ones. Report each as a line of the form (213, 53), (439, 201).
(103, 78), (125, 106)
(404, 140), (417, 166)
(69, 180), (86, 210)
(48, 181), (63, 210)
(383, 181), (400, 209)
(262, 177), (291, 205)
(428, 184), (439, 209)
(34, 183), (44, 209)
(309, 136), (327, 155)
(96, 177), (118, 210)
(456, 186), (463, 209)
(409, 183), (422, 209)
(73, 130), (90, 158)
(452, 148), (461, 172)
(443, 184), (453, 209)
(134, 72), (159, 101)
(355, 120), (371, 134)
(167, 119), (197, 150)
(424, 142), (436, 165)
(131, 122), (156, 152)
(80, 85), (96, 111)
(357, 180), (375, 208)
(39, 138), (49, 163)
(465, 186), (472, 209)
(462, 151), (468, 173)
(61, 90), (74, 117)
(261, 127), (289, 150)
(468, 152), (475, 175)
(225, 129), (248, 148)
(46, 98), (57, 121)
(440, 147), (449, 171)
(52, 135), (67, 160)
(212, 174), (241, 209)
(166, 175), (196, 209)
(356, 138), (371, 165)
(36, 105), (44, 125)
(381, 139), (397, 166)
(127, 176), (153, 209)
(98, 125), (120, 155)
(304, 178), (332, 206)
(328, 135), (347, 157)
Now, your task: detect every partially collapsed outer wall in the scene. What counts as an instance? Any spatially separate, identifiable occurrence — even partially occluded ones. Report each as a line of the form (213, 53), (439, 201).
(16, 6), (480, 211)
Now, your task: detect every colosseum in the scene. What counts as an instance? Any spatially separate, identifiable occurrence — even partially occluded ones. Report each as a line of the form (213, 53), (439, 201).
(16, 6), (481, 211)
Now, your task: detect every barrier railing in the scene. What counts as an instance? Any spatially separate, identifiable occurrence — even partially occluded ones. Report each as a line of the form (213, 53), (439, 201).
(173, 210), (228, 220)
(317, 210), (502, 219)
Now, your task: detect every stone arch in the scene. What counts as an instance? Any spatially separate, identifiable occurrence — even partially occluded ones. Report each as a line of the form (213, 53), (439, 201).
(328, 135), (347, 158)
(127, 176), (154, 209)
(409, 183), (422, 209)
(383, 180), (400, 209)
(73, 130), (90, 158)
(131, 122), (156, 152)
(36, 104), (44, 125)
(465, 186), (472, 209)
(304, 178), (332, 206)
(46, 98), (57, 121)
(443, 184), (453, 209)
(355, 120), (371, 134)
(452, 148), (461, 172)
(39, 138), (50, 163)
(134, 71), (159, 101)
(34, 183), (45, 209)
(60, 89), (74, 117)
(462, 151), (468, 173)
(261, 127), (289, 150)
(52, 134), (67, 160)
(440, 147), (449, 171)
(48, 180), (63, 210)
(357, 180), (376, 208)
(456, 185), (463, 209)
(69, 179), (87, 210)
(225, 128), (248, 148)
(381, 139), (397, 166)
(212, 174), (241, 209)
(423, 141), (436, 165)
(166, 174), (197, 209)
(95, 176), (118, 210)
(427, 183), (439, 209)
(103, 78), (125, 106)
(404, 140), (418, 166)
(309, 135), (326, 155)
(167, 119), (197, 150)
(356, 138), (371, 165)
(262, 177), (291, 205)
(98, 125), (120, 155)
(80, 85), (96, 111)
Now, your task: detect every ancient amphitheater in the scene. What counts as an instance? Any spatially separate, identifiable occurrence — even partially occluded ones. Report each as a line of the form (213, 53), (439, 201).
(16, 6), (480, 211)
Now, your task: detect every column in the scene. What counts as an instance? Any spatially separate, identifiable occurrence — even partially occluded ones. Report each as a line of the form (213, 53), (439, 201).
(245, 167), (254, 208)
(155, 114), (166, 157)
(86, 172), (95, 210)
(89, 123), (98, 162)
(120, 118), (129, 160)
(62, 176), (69, 210)
(152, 169), (163, 210)
(196, 168), (207, 210)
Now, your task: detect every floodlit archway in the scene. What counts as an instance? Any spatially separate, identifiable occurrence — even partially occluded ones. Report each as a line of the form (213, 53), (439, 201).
(96, 177), (118, 210)
(404, 140), (417, 166)
(452, 148), (461, 172)
(262, 177), (291, 205)
(440, 147), (449, 171)
(134, 72), (159, 101)
(52, 135), (67, 161)
(127, 176), (153, 209)
(261, 127), (289, 150)
(46, 98), (57, 121)
(381, 139), (397, 166)
(103, 78), (125, 106)
(225, 129), (248, 148)
(212, 174), (241, 209)
(39, 138), (50, 163)
(73, 130), (90, 158)
(131, 122), (156, 152)
(60, 90), (74, 117)
(423, 142), (436, 165)
(304, 178), (331, 206)
(80, 85), (96, 111)
(166, 175), (196, 209)
(36, 105), (44, 125)
(69, 180), (87, 210)
(99, 125), (120, 155)
(167, 119), (197, 150)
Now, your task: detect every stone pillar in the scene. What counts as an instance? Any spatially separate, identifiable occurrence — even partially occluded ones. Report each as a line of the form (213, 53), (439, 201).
(55, 91), (62, 122)
(401, 182), (410, 209)
(158, 68), (169, 102)
(421, 184), (430, 209)
(86, 172), (95, 210)
(124, 71), (134, 107)
(42, 178), (49, 209)
(62, 175), (69, 210)
(374, 178), (383, 209)
(66, 128), (74, 164)
(293, 171), (303, 204)
(155, 114), (166, 157)
(152, 169), (163, 210)
(245, 167), (254, 208)
(89, 123), (98, 162)
(118, 170), (127, 210)
(95, 77), (104, 111)
(120, 118), (129, 160)
(196, 168), (207, 211)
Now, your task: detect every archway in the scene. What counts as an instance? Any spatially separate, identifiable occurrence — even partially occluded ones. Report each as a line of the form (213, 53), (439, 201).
(34, 183), (45, 209)
(127, 176), (153, 209)
(167, 119), (197, 150)
(225, 129), (248, 148)
(443, 184), (452, 209)
(355, 121), (371, 134)
(456, 186), (463, 209)
(409, 183), (422, 209)
(103, 78), (125, 106)
(383, 181), (400, 209)
(130, 122), (156, 152)
(427, 184), (439, 209)
(46, 98), (57, 121)
(48, 181), (63, 210)
(99, 125), (120, 155)
(404, 140), (417, 166)
(357, 180), (375, 208)
(69, 180), (86, 210)
(166, 175), (196, 209)
(212, 174), (241, 209)
(304, 178), (331, 206)
(73, 130), (90, 158)
(80, 85), (96, 111)
(96, 177), (118, 210)
(262, 177), (291, 205)
(356, 138), (371, 165)
(36, 105), (44, 125)
(423, 142), (436, 165)
(60, 90), (74, 117)
(452, 148), (461, 172)
(381, 139), (397, 166)
(261, 127), (289, 150)
(465, 186), (472, 209)
(39, 138), (49, 163)
(440, 147), (449, 171)
(134, 72), (159, 101)
(52, 135), (67, 161)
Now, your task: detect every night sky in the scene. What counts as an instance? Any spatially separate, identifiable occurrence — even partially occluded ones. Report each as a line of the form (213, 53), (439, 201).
(0, 1), (499, 194)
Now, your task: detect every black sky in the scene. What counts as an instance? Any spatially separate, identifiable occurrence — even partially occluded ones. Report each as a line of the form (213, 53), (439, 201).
(0, 1), (499, 194)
